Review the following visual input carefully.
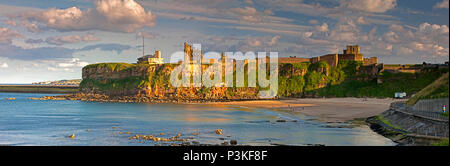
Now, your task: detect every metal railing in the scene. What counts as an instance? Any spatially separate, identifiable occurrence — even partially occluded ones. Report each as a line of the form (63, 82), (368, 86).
(391, 101), (449, 121)
(413, 99), (449, 113)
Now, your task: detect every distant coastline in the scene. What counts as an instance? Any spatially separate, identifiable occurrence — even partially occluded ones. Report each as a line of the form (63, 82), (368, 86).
(0, 85), (79, 94)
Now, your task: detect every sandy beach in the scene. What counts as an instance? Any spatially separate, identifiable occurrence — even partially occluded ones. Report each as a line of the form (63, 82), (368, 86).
(35, 92), (403, 123)
(202, 98), (405, 122)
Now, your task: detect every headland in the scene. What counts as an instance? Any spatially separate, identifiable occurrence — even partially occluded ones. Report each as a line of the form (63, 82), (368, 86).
(0, 85), (79, 94)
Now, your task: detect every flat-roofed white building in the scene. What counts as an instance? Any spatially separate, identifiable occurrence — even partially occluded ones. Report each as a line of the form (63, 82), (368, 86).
(138, 50), (164, 64)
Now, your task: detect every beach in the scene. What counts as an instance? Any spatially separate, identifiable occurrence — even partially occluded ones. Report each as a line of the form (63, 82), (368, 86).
(29, 92), (402, 123)
(202, 98), (405, 122)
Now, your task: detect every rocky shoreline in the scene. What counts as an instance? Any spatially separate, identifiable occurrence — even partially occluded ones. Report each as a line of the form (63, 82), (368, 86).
(365, 116), (408, 146)
(30, 93), (279, 104)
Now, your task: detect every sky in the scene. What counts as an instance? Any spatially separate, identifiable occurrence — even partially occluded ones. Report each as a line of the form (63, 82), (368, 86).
(0, 0), (448, 83)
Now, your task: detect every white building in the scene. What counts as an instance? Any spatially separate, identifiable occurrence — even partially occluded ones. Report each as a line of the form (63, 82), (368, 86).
(138, 50), (164, 64)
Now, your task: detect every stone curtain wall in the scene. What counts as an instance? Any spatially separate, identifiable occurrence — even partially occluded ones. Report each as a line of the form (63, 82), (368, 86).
(319, 54), (339, 68)
(278, 57), (310, 64)
(363, 57), (378, 65)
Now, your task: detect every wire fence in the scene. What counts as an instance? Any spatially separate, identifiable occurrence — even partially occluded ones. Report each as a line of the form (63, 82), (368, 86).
(390, 101), (449, 137)
(413, 99), (449, 113)
(391, 100), (449, 121)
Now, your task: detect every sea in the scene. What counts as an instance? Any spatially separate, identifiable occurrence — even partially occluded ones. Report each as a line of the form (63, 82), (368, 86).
(0, 92), (395, 146)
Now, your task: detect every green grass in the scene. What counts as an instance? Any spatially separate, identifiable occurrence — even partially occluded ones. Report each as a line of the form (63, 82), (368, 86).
(84, 63), (136, 72)
(315, 67), (446, 98)
(407, 72), (449, 105)
(273, 61), (444, 98)
(442, 112), (449, 117)
(81, 63), (177, 92)
(80, 61), (447, 100)
(376, 115), (403, 130)
(432, 139), (449, 146)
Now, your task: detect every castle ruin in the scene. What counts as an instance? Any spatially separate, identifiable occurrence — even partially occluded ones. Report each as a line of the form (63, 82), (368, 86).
(138, 43), (379, 69)
(279, 45), (378, 67)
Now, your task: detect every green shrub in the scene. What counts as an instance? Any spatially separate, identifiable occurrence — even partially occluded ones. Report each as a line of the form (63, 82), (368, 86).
(432, 139), (449, 146)
(84, 63), (135, 72)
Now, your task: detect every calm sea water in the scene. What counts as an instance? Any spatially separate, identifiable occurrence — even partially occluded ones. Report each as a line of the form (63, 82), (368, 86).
(0, 92), (395, 146)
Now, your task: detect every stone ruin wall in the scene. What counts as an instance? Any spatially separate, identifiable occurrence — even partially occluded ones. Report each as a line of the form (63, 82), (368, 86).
(363, 57), (378, 65)
(279, 57), (310, 64)
(319, 54), (338, 68)
(338, 54), (364, 61)
(383, 64), (422, 73)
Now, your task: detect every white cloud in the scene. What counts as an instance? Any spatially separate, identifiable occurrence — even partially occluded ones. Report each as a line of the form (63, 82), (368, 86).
(4, 20), (17, 27)
(47, 67), (58, 71)
(418, 22), (449, 35)
(342, 0), (397, 13)
(220, 35), (283, 52)
(308, 20), (319, 25)
(381, 23), (449, 57)
(268, 35), (280, 46)
(395, 46), (413, 55)
(263, 9), (274, 15)
(328, 18), (360, 42)
(356, 16), (368, 25)
(45, 34), (99, 45)
(383, 31), (400, 43)
(57, 58), (90, 68)
(0, 62), (8, 68)
(434, 0), (449, 9)
(21, 20), (40, 33)
(244, 0), (253, 5)
(11, 0), (156, 33)
(302, 32), (313, 38)
(0, 27), (22, 44)
(315, 23), (329, 32)
(231, 6), (262, 23)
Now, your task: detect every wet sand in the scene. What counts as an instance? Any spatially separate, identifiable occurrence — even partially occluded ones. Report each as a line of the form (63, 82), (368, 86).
(202, 98), (406, 122)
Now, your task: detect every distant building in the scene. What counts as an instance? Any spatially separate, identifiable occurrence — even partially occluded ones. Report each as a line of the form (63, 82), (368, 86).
(137, 50), (164, 64)
(279, 45), (378, 67)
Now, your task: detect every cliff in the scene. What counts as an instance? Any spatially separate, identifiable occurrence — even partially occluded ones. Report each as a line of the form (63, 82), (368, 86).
(79, 60), (446, 101)
(80, 63), (259, 101)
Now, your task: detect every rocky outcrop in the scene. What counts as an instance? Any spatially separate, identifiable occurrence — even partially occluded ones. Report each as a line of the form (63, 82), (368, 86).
(79, 60), (383, 101)
(80, 63), (260, 101)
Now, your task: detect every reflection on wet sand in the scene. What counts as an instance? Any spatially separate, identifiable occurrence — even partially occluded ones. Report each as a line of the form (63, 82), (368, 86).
(182, 113), (231, 123)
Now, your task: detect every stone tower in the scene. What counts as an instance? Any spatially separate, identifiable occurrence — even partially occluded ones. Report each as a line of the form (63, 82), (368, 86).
(344, 45), (360, 54)
(184, 42), (192, 62)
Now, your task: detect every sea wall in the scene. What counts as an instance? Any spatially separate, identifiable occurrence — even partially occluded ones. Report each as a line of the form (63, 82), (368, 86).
(367, 101), (449, 145)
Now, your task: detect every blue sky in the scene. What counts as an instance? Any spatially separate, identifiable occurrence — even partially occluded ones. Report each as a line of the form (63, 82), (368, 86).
(0, 0), (448, 83)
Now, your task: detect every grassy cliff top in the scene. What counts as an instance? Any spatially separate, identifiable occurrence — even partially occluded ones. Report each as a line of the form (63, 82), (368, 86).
(84, 63), (136, 71)
(407, 72), (449, 105)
